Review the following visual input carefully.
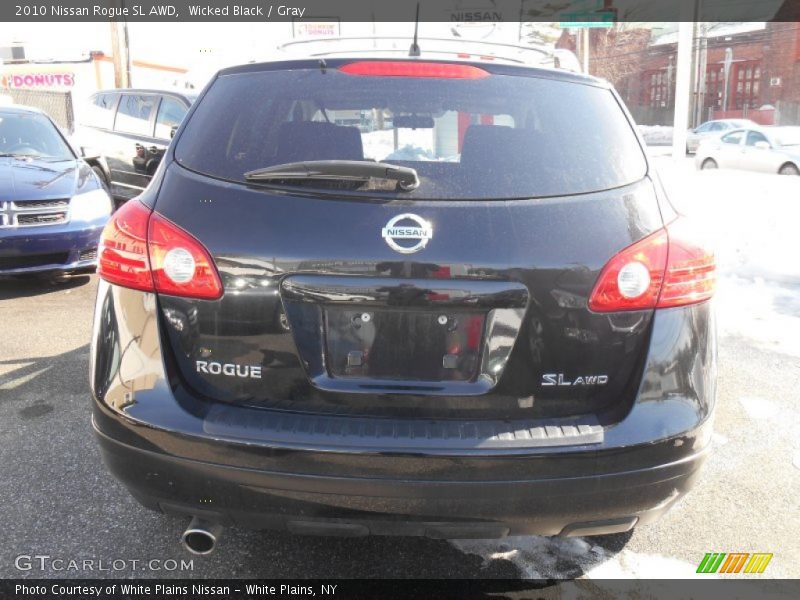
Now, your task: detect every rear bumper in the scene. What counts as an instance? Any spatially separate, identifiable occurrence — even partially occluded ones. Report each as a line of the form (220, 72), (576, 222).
(91, 283), (716, 538)
(94, 416), (709, 537)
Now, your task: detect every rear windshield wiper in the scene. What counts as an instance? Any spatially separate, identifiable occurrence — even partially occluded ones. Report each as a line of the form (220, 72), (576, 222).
(244, 160), (420, 192)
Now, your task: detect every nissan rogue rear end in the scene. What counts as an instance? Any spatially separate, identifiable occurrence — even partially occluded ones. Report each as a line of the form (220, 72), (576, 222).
(90, 57), (716, 553)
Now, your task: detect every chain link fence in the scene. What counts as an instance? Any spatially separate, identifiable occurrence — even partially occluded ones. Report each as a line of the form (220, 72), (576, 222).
(5, 89), (74, 133)
(775, 101), (800, 126)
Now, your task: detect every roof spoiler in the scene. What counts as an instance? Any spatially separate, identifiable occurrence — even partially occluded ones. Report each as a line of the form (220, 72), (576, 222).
(276, 37), (583, 74)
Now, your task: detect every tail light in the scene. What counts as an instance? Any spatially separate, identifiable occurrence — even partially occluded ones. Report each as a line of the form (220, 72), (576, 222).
(97, 200), (223, 300)
(97, 200), (152, 292)
(339, 61), (490, 79)
(656, 218), (716, 308)
(589, 218), (715, 312)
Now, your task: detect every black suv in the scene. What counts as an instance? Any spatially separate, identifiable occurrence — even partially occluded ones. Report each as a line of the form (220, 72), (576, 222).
(76, 89), (194, 202)
(90, 56), (716, 554)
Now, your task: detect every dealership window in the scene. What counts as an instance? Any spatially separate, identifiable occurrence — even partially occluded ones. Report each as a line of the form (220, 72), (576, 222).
(115, 94), (157, 136)
(154, 97), (187, 140)
(733, 62), (761, 109)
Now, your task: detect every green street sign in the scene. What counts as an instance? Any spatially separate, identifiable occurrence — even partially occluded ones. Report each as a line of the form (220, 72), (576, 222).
(559, 10), (615, 28)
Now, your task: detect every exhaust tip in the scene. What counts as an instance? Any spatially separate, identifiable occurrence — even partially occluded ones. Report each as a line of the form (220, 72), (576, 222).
(182, 518), (222, 556)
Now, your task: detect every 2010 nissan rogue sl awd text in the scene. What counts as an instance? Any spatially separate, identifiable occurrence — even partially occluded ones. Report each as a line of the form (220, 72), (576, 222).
(89, 55), (717, 555)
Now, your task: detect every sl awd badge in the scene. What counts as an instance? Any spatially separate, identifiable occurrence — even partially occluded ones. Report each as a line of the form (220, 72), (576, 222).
(381, 213), (433, 254)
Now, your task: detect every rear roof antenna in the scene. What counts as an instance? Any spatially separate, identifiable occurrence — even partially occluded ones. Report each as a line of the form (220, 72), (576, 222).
(408, 3), (421, 57)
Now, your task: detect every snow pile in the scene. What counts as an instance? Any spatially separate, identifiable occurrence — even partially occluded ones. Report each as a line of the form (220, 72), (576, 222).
(654, 156), (800, 357)
(638, 125), (674, 146)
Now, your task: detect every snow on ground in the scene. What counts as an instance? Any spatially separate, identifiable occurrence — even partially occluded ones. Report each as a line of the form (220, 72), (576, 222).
(653, 155), (800, 358)
(449, 155), (800, 580)
(737, 396), (780, 420)
(452, 536), (702, 580)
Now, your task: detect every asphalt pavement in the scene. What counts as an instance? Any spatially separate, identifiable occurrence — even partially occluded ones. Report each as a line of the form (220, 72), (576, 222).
(0, 157), (798, 582)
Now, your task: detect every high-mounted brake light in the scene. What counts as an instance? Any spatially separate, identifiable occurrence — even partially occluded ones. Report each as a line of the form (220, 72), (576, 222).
(339, 61), (490, 79)
(588, 218), (715, 312)
(97, 200), (223, 300)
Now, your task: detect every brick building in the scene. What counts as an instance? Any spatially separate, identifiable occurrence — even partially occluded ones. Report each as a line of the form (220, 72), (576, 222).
(558, 23), (800, 126)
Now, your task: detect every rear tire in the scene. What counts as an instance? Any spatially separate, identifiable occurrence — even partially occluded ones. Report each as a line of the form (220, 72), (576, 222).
(701, 158), (718, 170)
(778, 163), (800, 176)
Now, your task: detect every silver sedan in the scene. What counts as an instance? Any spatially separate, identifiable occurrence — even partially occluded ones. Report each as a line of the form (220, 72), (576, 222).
(686, 119), (756, 154)
(695, 127), (800, 175)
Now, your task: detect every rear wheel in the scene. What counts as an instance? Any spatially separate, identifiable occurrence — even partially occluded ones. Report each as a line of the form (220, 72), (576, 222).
(701, 158), (718, 170)
(778, 163), (800, 176)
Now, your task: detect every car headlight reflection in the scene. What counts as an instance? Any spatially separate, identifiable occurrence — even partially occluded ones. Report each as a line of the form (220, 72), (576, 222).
(70, 188), (113, 222)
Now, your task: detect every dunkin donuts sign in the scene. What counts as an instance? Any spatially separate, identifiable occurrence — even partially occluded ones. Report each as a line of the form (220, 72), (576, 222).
(1, 71), (75, 90)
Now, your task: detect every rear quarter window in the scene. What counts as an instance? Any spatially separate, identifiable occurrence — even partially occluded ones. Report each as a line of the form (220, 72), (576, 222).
(84, 93), (118, 129)
(722, 131), (744, 145)
(175, 64), (647, 199)
(115, 94), (157, 137)
(155, 96), (188, 140)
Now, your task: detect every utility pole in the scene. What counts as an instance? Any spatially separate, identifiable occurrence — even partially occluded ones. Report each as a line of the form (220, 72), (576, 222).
(694, 22), (708, 126)
(671, 17), (694, 159)
(721, 47), (733, 112)
(583, 28), (590, 74)
(109, 0), (131, 88)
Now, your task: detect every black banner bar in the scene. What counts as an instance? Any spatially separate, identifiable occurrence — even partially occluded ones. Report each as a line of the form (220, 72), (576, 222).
(3, 0), (800, 23)
(3, 579), (800, 600)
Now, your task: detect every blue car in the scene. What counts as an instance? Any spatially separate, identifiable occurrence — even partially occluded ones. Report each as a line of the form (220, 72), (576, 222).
(0, 105), (112, 278)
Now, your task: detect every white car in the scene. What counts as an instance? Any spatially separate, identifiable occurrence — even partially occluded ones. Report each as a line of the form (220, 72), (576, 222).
(685, 119), (757, 154)
(695, 127), (800, 175)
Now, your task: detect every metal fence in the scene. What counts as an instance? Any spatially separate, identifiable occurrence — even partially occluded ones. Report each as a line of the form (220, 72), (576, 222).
(5, 88), (74, 133)
(627, 105), (674, 126)
(775, 101), (800, 126)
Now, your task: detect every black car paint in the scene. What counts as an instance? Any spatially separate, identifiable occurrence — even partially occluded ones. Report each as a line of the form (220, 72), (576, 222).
(90, 60), (716, 538)
(77, 90), (193, 202)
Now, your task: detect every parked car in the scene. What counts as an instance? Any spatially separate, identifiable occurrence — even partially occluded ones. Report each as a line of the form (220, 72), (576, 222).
(685, 118), (756, 153)
(0, 105), (112, 278)
(75, 89), (195, 203)
(695, 126), (800, 174)
(91, 51), (717, 554)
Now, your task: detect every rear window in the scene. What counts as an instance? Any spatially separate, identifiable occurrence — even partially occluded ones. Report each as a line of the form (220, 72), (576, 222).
(175, 64), (647, 199)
